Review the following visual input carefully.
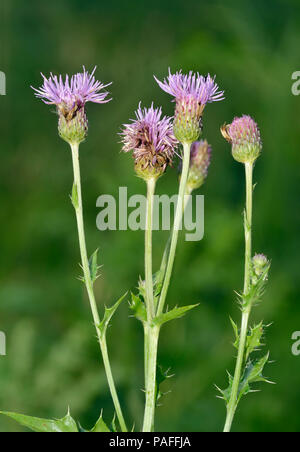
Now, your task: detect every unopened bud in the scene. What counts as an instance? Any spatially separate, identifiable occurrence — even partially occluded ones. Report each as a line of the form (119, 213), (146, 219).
(181, 140), (212, 192)
(221, 115), (262, 164)
(58, 106), (88, 145)
(252, 253), (269, 284)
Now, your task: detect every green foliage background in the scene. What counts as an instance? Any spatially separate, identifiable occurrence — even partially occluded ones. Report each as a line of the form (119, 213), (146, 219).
(0, 0), (300, 432)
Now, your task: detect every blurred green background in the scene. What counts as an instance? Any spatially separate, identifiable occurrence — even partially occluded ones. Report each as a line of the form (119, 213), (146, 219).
(0, 0), (300, 432)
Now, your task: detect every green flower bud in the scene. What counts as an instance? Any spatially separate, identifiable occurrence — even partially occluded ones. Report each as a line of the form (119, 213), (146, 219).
(221, 115), (262, 164)
(180, 140), (212, 192)
(58, 106), (88, 145)
(252, 253), (269, 285)
(173, 100), (203, 144)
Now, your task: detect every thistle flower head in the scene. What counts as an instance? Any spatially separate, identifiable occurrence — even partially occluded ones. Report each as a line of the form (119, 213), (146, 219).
(252, 253), (270, 285)
(221, 115), (262, 164)
(155, 69), (224, 143)
(121, 103), (178, 181)
(32, 67), (112, 144)
(183, 140), (212, 192)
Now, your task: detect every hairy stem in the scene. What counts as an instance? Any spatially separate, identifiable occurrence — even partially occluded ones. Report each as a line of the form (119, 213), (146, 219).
(223, 162), (253, 433)
(70, 143), (127, 433)
(145, 177), (156, 320)
(142, 177), (157, 431)
(142, 325), (160, 432)
(156, 142), (191, 316)
(142, 144), (191, 432)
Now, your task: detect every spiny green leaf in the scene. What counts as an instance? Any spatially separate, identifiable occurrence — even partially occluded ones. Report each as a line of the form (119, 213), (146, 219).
(241, 263), (270, 310)
(98, 292), (127, 337)
(0, 410), (78, 432)
(111, 414), (117, 432)
(90, 413), (110, 432)
(216, 372), (234, 405)
(129, 292), (147, 323)
(245, 322), (264, 360)
(238, 353), (270, 401)
(137, 277), (146, 300)
(230, 317), (239, 349)
(89, 249), (101, 283)
(152, 304), (199, 327)
(71, 183), (79, 209)
(156, 365), (173, 405)
(153, 269), (164, 300)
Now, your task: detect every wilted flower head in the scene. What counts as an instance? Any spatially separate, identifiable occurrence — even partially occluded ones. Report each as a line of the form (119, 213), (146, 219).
(32, 67), (111, 144)
(182, 140), (212, 192)
(221, 115), (262, 164)
(252, 253), (270, 285)
(121, 103), (178, 180)
(155, 69), (224, 143)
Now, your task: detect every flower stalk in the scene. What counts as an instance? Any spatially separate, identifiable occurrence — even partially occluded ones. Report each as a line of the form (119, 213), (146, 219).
(223, 162), (253, 432)
(156, 142), (191, 316)
(145, 177), (156, 320)
(142, 324), (160, 432)
(70, 142), (127, 433)
(142, 142), (191, 432)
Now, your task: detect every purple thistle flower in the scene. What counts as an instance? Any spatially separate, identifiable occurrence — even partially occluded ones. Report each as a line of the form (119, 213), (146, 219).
(155, 70), (224, 105)
(32, 67), (112, 144)
(154, 69), (224, 143)
(121, 103), (178, 180)
(32, 66), (111, 110)
(221, 115), (262, 164)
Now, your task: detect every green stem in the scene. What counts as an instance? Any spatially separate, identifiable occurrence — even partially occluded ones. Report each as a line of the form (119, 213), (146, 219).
(142, 145), (191, 432)
(145, 178), (156, 320)
(70, 143), (127, 433)
(223, 162), (253, 433)
(142, 325), (160, 432)
(156, 142), (191, 316)
(142, 177), (157, 431)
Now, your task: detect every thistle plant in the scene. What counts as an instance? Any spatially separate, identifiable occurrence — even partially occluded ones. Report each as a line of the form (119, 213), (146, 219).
(0, 67), (231, 433)
(219, 115), (272, 432)
(1, 67), (129, 433)
(119, 71), (222, 432)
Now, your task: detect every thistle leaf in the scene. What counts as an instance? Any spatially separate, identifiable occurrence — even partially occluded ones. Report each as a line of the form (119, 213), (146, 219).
(129, 292), (147, 323)
(152, 304), (199, 327)
(0, 410), (78, 432)
(217, 372), (234, 405)
(245, 322), (264, 360)
(89, 249), (101, 283)
(241, 263), (270, 310)
(230, 317), (239, 349)
(111, 414), (117, 432)
(238, 353), (270, 401)
(90, 413), (110, 432)
(156, 365), (173, 405)
(98, 292), (127, 337)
